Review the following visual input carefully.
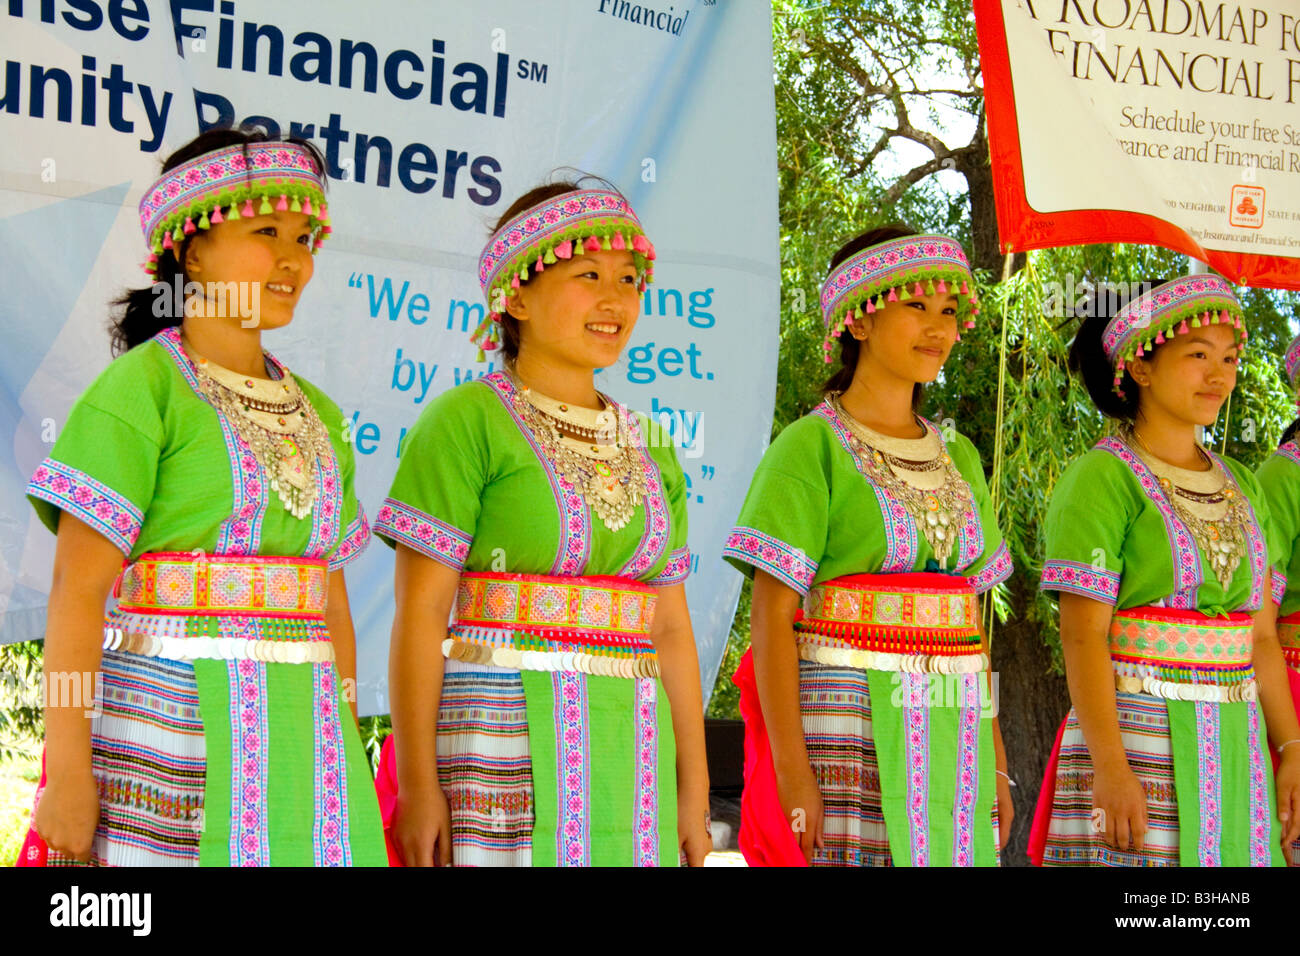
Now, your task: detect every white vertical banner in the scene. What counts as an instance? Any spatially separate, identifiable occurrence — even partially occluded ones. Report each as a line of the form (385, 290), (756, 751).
(0, 0), (779, 713)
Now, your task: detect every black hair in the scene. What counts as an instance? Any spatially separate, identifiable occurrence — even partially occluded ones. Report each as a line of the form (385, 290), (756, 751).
(109, 125), (329, 356)
(1067, 279), (1167, 422)
(821, 224), (923, 412)
(1281, 418), (1300, 447)
(490, 170), (623, 365)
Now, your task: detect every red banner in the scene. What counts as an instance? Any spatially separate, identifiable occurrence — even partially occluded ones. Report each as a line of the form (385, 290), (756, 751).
(975, 0), (1300, 290)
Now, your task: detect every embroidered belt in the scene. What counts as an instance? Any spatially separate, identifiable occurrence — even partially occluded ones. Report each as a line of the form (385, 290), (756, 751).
(1277, 610), (1300, 672)
(794, 572), (987, 675)
(104, 552), (333, 663)
(443, 571), (658, 678)
(1109, 606), (1256, 703)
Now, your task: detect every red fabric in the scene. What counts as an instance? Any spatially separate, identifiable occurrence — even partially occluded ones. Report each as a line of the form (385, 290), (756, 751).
(374, 734), (404, 867)
(1027, 714), (1068, 868)
(13, 750), (48, 867)
(820, 571), (975, 593)
(1272, 667), (1300, 776)
(732, 648), (808, 867)
(972, 0), (1300, 291)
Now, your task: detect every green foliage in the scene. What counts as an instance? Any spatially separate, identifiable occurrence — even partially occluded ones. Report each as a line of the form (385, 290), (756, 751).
(0, 641), (43, 763)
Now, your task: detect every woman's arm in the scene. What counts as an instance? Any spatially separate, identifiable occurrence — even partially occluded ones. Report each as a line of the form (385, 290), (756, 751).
(976, 617), (1013, 849)
(387, 544), (459, 866)
(1249, 575), (1300, 849)
(35, 513), (126, 861)
(323, 569), (359, 725)
(750, 568), (823, 861)
(647, 582), (712, 865)
(1058, 591), (1148, 852)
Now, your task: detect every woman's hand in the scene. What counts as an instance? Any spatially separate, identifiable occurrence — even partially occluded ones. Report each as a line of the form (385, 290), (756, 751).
(33, 769), (99, 862)
(775, 760), (824, 864)
(995, 772), (1015, 850)
(1091, 761), (1148, 854)
(391, 781), (452, 867)
(1275, 746), (1300, 855)
(677, 786), (713, 866)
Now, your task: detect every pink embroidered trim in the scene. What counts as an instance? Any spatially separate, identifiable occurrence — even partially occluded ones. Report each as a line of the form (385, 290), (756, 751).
(1272, 569), (1288, 607)
(374, 498), (471, 572)
(1194, 698), (1222, 867)
(229, 657), (270, 866)
(156, 327), (269, 556)
(27, 458), (143, 555)
(483, 373), (591, 575)
(1097, 438), (1201, 608)
(813, 402), (916, 571)
(553, 670), (591, 867)
(1040, 559), (1120, 604)
(901, 672), (931, 866)
(312, 662), (351, 866)
(1246, 701), (1271, 867)
(1208, 450), (1267, 611)
(632, 676), (660, 866)
(951, 672), (981, 867)
(967, 542), (1013, 594)
(649, 547), (691, 587)
(722, 527), (817, 595)
(330, 507), (371, 571)
(617, 409), (670, 580)
(1278, 441), (1300, 468)
(305, 433), (343, 561)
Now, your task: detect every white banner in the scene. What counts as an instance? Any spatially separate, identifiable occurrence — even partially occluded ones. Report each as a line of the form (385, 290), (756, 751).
(980, 0), (1300, 285)
(0, 0), (779, 714)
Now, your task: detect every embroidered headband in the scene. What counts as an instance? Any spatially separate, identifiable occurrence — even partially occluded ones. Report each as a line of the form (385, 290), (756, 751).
(473, 188), (656, 361)
(1285, 333), (1300, 392)
(1102, 274), (1246, 396)
(819, 235), (979, 364)
(138, 141), (331, 281)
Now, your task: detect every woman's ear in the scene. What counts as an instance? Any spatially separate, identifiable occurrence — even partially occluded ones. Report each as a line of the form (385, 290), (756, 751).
(505, 288), (531, 324)
(847, 313), (872, 342)
(1127, 355), (1152, 388)
(183, 238), (202, 278)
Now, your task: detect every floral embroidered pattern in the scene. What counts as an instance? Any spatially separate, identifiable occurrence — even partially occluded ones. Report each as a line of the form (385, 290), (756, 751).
(967, 542), (1013, 594)
(814, 403), (985, 576)
(648, 547), (691, 587)
(312, 662), (351, 866)
(484, 373), (591, 575)
(330, 507), (371, 571)
(158, 328), (269, 556)
(951, 672), (981, 867)
(901, 672), (931, 866)
(374, 499), (472, 572)
(1276, 441), (1300, 469)
(1040, 559), (1121, 604)
(722, 527), (818, 594)
(617, 409), (669, 579)
(1097, 437), (1201, 608)
(1246, 701), (1270, 867)
(632, 677), (660, 866)
(228, 658), (270, 866)
(1194, 699), (1222, 867)
(27, 458), (143, 555)
(1207, 450), (1266, 611)
(553, 670), (591, 866)
(304, 440), (343, 561)
(1272, 569), (1288, 607)
(814, 402), (916, 571)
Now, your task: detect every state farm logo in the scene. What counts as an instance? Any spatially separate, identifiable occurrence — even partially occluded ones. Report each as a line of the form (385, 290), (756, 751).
(1229, 185), (1265, 229)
